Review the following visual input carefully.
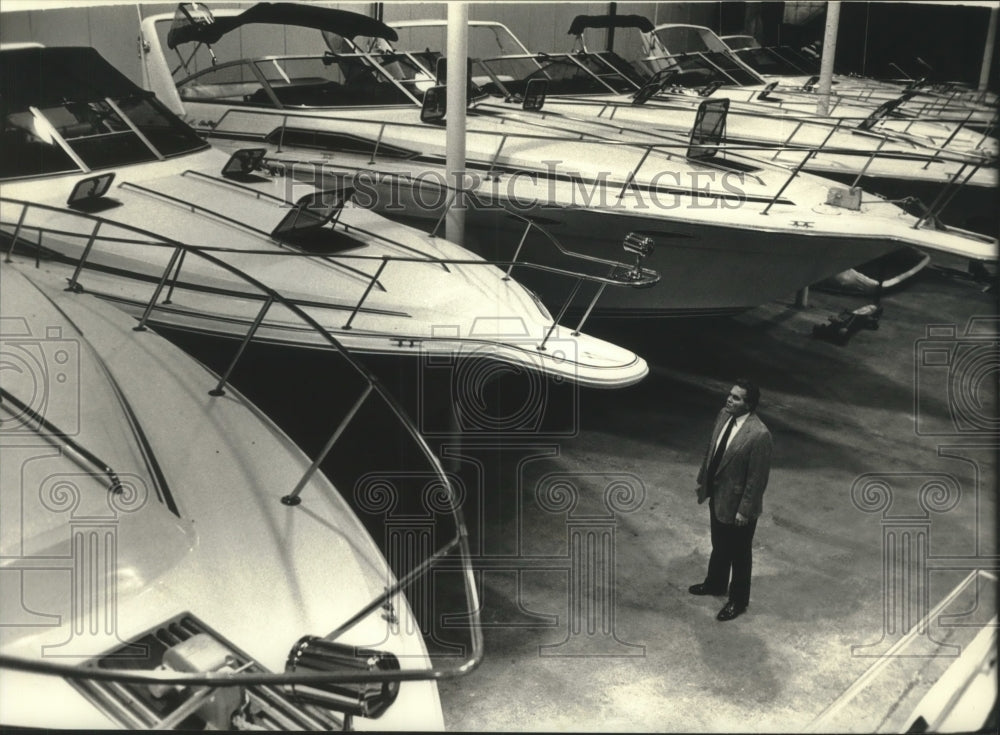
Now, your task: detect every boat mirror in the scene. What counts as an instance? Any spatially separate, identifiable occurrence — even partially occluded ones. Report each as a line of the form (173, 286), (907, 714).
(420, 85), (447, 123)
(522, 79), (547, 111)
(221, 148), (267, 180)
(67, 173), (118, 212)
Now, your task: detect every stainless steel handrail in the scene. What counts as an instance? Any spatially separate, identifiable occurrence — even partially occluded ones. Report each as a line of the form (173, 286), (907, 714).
(2, 195), (657, 357)
(1, 201), (484, 690)
(761, 121), (841, 216)
(911, 159), (985, 230)
(214, 105), (992, 171)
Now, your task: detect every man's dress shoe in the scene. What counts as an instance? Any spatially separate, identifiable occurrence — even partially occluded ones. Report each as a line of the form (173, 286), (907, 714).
(716, 602), (747, 621)
(688, 583), (725, 596)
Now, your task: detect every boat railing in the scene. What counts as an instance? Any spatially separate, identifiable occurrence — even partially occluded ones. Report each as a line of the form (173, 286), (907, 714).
(814, 82), (996, 120)
(222, 103), (990, 171)
(476, 101), (691, 159)
(911, 158), (987, 229)
(1, 194), (658, 355)
(1, 195), (485, 692)
(214, 106), (991, 229)
(761, 122), (841, 216)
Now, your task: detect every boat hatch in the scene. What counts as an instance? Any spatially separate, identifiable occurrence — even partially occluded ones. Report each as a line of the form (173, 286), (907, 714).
(221, 148), (269, 181)
(686, 98), (762, 173)
(858, 90), (922, 131)
(421, 85), (447, 123)
(67, 173), (121, 213)
(522, 79), (548, 111)
(271, 188), (366, 253)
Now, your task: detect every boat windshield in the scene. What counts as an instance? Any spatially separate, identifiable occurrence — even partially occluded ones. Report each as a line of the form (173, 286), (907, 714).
(774, 46), (824, 75)
(391, 22), (531, 60)
(585, 51), (650, 86)
(734, 47), (809, 76)
(648, 51), (761, 88)
(568, 53), (645, 91)
(476, 54), (634, 97)
(722, 35), (760, 51)
(651, 25), (731, 54)
(177, 53), (423, 108)
(1, 47), (207, 180)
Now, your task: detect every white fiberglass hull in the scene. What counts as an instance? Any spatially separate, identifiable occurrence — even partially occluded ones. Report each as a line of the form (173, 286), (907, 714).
(1, 150), (648, 388)
(523, 96), (998, 191)
(0, 264), (445, 730)
(173, 92), (996, 317)
(249, 141), (995, 316)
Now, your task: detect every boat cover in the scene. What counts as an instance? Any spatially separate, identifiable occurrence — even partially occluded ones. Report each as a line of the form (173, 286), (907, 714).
(167, 2), (399, 49)
(567, 14), (655, 36)
(1, 46), (145, 112)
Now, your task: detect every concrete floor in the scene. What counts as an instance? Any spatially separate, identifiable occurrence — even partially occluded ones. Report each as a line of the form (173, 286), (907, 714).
(425, 263), (998, 732)
(155, 260), (996, 732)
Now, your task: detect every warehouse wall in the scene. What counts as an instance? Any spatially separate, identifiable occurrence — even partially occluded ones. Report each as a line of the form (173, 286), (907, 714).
(0, 1), (722, 85)
(2, 1), (995, 87)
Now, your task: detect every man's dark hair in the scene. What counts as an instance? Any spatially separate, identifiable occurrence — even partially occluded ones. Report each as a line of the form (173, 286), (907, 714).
(735, 378), (761, 411)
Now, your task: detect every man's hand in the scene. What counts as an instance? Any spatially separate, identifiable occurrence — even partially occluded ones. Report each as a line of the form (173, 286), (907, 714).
(735, 512), (749, 526)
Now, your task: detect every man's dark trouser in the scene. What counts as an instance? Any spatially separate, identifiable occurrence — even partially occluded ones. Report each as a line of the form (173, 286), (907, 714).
(704, 497), (758, 608)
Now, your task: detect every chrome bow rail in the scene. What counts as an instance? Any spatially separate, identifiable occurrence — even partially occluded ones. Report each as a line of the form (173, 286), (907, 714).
(0, 199), (485, 692)
(279, 102), (992, 225)
(1, 194), (658, 355)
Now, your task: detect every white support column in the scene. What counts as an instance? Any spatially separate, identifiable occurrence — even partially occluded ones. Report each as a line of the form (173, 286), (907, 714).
(978, 5), (998, 93)
(816, 1), (841, 117)
(445, 2), (469, 246)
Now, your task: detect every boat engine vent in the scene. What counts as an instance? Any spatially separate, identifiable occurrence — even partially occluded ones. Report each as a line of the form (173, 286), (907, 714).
(67, 613), (344, 730)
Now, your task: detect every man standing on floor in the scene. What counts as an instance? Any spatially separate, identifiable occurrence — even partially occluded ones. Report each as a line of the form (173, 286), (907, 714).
(690, 378), (773, 621)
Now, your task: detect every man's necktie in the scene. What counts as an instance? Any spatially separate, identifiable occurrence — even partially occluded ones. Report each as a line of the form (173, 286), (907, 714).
(706, 417), (736, 495)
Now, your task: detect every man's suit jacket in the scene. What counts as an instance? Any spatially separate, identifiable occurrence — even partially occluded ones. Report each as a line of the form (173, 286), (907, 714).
(696, 409), (772, 524)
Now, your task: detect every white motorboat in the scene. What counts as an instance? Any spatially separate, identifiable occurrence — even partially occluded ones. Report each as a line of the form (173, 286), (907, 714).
(139, 4), (996, 318)
(0, 44), (650, 388)
(641, 23), (999, 129)
(391, 17), (996, 235)
(463, 17), (997, 175)
(718, 33), (999, 116)
(0, 260), (482, 730)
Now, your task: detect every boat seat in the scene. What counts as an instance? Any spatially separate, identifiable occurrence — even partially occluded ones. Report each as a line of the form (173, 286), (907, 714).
(265, 81), (345, 106)
(181, 81), (265, 102)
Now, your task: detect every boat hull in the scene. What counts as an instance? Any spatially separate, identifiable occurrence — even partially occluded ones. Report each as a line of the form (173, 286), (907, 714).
(380, 203), (900, 317)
